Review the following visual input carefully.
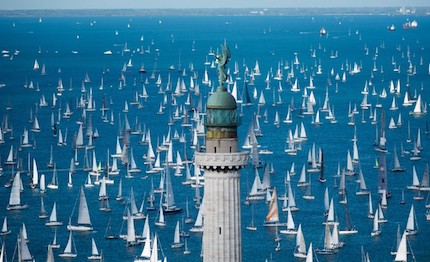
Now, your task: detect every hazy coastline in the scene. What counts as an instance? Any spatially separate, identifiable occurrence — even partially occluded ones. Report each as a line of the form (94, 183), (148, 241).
(0, 7), (429, 17)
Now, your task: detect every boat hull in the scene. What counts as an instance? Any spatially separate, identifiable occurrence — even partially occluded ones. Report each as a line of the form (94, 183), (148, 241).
(67, 224), (93, 231)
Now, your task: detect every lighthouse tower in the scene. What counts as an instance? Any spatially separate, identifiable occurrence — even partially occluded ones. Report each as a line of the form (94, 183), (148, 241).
(195, 44), (248, 262)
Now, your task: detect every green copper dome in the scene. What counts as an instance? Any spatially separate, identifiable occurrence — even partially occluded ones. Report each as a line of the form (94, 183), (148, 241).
(207, 86), (237, 110)
(205, 85), (238, 128)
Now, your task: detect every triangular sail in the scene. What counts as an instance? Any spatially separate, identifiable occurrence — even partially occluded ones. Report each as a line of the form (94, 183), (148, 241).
(126, 209), (136, 244)
(49, 202), (58, 222)
(77, 187), (91, 225)
(150, 234), (159, 262)
(394, 231), (408, 261)
(296, 224), (306, 253)
(91, 238), (99, 256)
(19, 229), (33, 261)
(63, 231), (74, 253)
(406, 205), (415, 232)
(140, 233), (151, 258)
(9, 172), (22, 206)
(32, 159), (39, 186)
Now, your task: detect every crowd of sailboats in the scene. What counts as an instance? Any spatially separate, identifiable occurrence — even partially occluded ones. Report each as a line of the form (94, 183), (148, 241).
(1, 14), (430, 262)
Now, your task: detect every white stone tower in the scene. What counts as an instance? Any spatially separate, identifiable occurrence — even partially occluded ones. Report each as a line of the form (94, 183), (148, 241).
(195, 44), (248, 262)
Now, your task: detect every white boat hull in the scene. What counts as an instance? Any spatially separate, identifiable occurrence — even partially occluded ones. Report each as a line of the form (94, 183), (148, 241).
(67, 224), (93, 231)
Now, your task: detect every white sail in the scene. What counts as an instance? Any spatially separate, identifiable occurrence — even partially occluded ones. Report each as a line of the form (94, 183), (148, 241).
(1, 217), (10, 235)
(46, 202), (62, 226)
(7, 172), (28, 210)
(46, 245), (54, 262)
(75, 124), (84, 148)
(112, 137), (122, 158)
(324, 188), (330, 214)
(40, 174), (46, 193)
(5, 145), (15, 164)
(412, 94), (422, 114)
(325, 199), (338, 225)
(98, 176), (107, 200)
(138, 233), (151, 260)
(32, 159), (39, 186)
(126, 209), (136, 245)
(68, 187), (92, 231)
(59, 231), (77, 258)
(190, 200), (204, 232)
(88, 238), (101, 260)
(142, 215), (150, 240)
(294, 224), (307, 258)
(394, 231), (408, 261)
(19, 228), (33, 261)
(372, 208), (380, 234)
(305, 243), (313, 262)
(77, 188), (91, 225)
(150, 234), (159, 262)
(281, 207), (297, 235)
(171, 220), (183, 248)
(405, 205), (417, 235)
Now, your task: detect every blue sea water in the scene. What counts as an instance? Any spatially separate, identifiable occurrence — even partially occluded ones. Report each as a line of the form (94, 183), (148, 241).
(0, 14), (429, 261)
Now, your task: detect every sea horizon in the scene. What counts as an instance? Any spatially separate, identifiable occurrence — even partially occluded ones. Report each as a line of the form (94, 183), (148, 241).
(0, 7), (430, 17)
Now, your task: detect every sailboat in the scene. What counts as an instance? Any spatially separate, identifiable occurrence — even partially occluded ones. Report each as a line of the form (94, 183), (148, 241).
(155, 196), (166, 227)
(316, 224), (337, 255)
(246, 204), (257, 231)
(171, 220), (184, 248)
(246, 168), (265, 200)
(323, 199), (338, 226)
(46, 202), (63, 226)
(17, 228), (35, 261)
(67, 187), (93, 231)
(293, 224), (307, 258)
(391, 145), (405, 172)
(407, 165), (420, 190)
(190, 200), (204, 233)
(39, 197), (48, 218)
(264, 188), (285, 227)
(339, 205), (358, 235)
(302, 174), (314, 200)
(183, 237), (191, 255)
(59, 231), (77, 258)
(391, 224), (403, 256)
(405, 205), (418, 235)
(280, 207), (297, 234)
(125, 209), (139, 246)
(7, 172), (28, 210)
(5, 145), (16, 165)
(46, 244), (55, 262)
(137, 233), (162, 262)
(410, 94), (425, 116)
(163, 167), (182, 213)
(356, 168), (370, 195)
(47, 163), (58, 189)
(116, 178), (124, 201)
(1, 217), (11, 235)
(394, 231), (410, 262)
(134, 234), (151, 261)
(50, 228), (60, 249)
(124, 187), (145, 220)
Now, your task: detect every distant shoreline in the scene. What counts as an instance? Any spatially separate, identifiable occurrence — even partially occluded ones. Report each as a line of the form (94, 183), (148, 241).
(0, 7), (429, 17)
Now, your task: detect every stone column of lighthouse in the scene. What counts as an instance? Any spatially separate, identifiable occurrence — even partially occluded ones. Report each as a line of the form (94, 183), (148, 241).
(195, 44), (248, 262)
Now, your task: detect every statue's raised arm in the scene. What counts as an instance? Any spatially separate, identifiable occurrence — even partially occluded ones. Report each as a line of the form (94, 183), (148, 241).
(216, 43), (231, 87)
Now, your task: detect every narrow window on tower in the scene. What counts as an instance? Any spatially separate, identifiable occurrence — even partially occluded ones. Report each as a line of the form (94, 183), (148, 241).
(219, 227), (222, 234)
(230, 146), (232, 153)
(214, 147), (217, 153)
